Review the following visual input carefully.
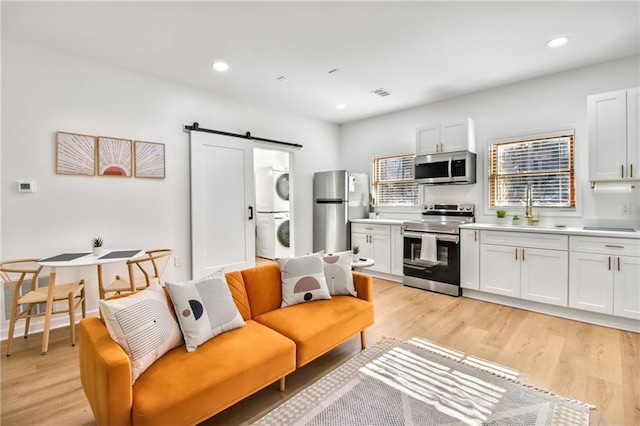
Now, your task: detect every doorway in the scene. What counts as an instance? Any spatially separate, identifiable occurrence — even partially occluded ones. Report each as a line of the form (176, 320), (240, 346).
(254, 147), (294, 260)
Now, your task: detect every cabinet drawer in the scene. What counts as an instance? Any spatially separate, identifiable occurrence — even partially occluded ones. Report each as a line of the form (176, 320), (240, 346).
(570, 235), (640, 256)
(481, 230), (568, 250)
(351, 223), (390, 236)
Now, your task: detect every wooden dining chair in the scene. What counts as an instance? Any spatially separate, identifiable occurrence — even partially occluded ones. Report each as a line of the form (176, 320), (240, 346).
(101, 249), (172, 298)
(1, 258), (86, 356)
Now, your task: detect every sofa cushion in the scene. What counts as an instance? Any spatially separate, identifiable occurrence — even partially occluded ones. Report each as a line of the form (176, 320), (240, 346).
(99, 283), (183, 383)
(277, 253), (331, 307)
(225, 270), (252, 320)
(131, 320), (296, 426)
(165, 271), (246, 352)
(322, 251), (356, 296)
(254, 296), (374, 367)
(241, 263), (282, 317)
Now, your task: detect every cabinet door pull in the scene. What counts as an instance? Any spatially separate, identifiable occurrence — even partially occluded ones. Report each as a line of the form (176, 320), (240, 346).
(618, 257), (620, 271)
(365, 227), (373, 230)
(608, 256), (611, 271)
(605, 244), (624, 249)
(631, 163), (634, 178)
(515, 248), (518, 260)
(621, 164), (624, 178)
(522, 248), (525, 261)
(400, 228), (404, 235)
(440, 143), (444, 152)
(474, 231), (477, 242)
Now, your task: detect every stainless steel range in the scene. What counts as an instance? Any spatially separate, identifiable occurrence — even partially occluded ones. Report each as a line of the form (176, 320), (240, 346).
(402, 204), (475, 296)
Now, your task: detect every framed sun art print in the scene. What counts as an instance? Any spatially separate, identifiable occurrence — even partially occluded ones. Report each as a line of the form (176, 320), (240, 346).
(134, 140), (165, 179)
(97, 136), (133, 177)
(55, 131), (96, 176)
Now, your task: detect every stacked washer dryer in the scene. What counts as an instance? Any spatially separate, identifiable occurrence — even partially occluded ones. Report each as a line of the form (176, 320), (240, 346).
(255, 166), (293, 260)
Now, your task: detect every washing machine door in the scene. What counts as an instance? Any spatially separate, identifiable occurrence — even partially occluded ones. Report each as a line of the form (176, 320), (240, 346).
(277, 219), (290, 248)
(275, 173), (289, 201)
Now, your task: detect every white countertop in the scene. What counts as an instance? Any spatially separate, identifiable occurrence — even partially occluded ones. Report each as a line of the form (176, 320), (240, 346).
(350, 218), (408, 226)
(461, 223), (640, 239)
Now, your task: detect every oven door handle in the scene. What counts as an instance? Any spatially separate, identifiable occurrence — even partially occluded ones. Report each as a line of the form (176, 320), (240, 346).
(448, 156), (453, 180)
(403, 264), (428, 271)
(403, 231), (459, 243)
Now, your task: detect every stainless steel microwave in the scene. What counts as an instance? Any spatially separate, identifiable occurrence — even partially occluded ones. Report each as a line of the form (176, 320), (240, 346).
(414, 151), (476, 185)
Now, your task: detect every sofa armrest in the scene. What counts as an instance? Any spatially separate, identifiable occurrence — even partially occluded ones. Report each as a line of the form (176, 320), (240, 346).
(353, 272), (373, 302)
(79, 317), (133, 426)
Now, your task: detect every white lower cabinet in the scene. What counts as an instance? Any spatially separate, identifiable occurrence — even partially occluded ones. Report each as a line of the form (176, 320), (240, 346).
(480, 244), (521, 297)
(460, 229), (480, 290)
(391, 225), (404, 276)
(520, 248), (568, 306)
(351, 223), (391, 274)
(479, 231), (568, 306)
(569, 236), (640, 320)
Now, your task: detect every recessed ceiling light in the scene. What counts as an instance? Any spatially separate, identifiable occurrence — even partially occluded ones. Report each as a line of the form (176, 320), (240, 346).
(547, 37), (569, 48)
(336, 103), (346, 110)
(212, 61), (229, 72)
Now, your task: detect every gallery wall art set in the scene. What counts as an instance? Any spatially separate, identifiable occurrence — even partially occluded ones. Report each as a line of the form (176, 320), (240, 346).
(55, 131), (166, 179)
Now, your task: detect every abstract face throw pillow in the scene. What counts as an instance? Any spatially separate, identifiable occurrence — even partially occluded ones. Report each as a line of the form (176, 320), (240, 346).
(278, 252), (331, 307)
(323, 251), (356, 296)
(165, 270), (246, 352)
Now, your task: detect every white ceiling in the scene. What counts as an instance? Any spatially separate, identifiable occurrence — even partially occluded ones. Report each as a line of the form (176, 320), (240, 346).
(2, 1), (639, 124)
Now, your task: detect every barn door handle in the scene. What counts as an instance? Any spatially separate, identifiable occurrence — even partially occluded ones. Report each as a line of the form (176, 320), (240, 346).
(248, 206), (254, 220)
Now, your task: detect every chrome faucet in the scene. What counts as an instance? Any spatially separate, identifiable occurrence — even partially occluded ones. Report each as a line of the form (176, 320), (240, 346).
(525, 183), (539, 226)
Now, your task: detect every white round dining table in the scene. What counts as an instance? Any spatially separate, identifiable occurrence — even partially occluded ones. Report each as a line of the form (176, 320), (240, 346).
(37, 249), (145, 354)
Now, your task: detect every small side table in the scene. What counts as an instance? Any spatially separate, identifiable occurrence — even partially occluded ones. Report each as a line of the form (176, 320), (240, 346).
(352, 257), (375, 272)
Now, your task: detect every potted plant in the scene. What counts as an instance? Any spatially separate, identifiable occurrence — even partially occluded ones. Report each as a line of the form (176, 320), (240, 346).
(496, 210), (507, 224)
(352, 245), (360, 256)
(512, 215), (521, 225)
(91, 237), (105, 256)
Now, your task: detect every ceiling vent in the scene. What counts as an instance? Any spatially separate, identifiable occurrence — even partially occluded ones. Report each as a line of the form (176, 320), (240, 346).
(371, 88), (392, 97)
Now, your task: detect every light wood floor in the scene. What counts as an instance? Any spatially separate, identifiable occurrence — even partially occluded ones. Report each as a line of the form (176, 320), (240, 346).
(2, 278), (639, 425)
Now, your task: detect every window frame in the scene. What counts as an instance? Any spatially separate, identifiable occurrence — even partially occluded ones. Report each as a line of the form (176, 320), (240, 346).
(371, 153), (420, 208)
(485, 127), (578, 215)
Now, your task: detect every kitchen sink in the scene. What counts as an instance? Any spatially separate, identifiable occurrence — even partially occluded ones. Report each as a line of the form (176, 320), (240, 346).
(583, 226), (636, 232)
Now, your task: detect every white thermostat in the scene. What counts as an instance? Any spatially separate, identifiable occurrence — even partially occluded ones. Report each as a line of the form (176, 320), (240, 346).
(16, 181), (36, 193)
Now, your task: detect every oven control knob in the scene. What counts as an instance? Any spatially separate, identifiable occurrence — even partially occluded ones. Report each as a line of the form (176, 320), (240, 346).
(465, 206), (472, 210)
(458, 205), (463, 210)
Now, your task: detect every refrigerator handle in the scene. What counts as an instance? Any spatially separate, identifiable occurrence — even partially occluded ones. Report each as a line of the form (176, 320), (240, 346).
(316, 199), (345, 204)
(248, 206), (254, 220)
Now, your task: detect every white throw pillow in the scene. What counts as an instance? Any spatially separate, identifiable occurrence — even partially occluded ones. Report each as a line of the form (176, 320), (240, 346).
(278, 252), (332, 307)
(99, 283), (183, 384)
(165, 270), (246, 352)
(323, 251), (356, 296)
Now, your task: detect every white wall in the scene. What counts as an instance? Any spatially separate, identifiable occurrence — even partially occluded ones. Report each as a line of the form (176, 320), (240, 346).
(1, 40), (339, 328)
(339, 55), (640, 227)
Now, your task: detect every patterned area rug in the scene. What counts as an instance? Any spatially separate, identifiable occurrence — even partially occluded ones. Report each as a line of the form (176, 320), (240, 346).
(253, 337), (592, 426)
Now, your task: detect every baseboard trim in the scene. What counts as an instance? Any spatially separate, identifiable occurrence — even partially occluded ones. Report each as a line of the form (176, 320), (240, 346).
(463, 289), (640, 333)
(1, 309), (100, 342)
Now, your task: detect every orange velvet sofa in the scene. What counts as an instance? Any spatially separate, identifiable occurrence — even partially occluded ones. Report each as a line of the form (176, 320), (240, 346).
(79, 263), (374, 426)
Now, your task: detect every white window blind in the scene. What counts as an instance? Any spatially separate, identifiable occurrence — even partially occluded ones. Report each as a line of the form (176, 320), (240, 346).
(489, 134), (575, 208)
(372, 154), (419, 206)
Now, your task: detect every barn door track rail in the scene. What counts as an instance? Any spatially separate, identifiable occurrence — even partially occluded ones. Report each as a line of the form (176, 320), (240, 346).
(184, 122), (302, 148)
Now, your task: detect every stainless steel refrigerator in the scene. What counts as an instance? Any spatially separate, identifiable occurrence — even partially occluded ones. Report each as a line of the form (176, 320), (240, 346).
(313, 170), (369, 253)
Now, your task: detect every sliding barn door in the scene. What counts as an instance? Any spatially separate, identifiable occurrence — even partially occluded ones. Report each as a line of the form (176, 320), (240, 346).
(190, 131), (255, 278)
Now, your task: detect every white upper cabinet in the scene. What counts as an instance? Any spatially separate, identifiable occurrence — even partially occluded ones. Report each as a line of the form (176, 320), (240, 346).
(416, 118), (475, 155)
(588, 87), (640, 181)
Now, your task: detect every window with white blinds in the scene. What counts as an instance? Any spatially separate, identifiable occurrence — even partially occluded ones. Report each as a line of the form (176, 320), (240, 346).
(489, 133), (575, 208)
(372, 154), (419, 206)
